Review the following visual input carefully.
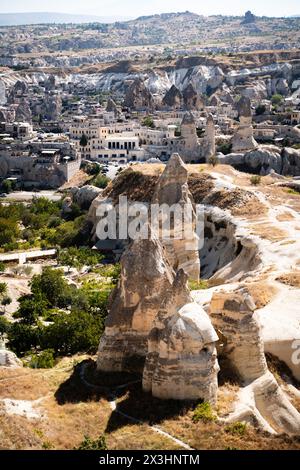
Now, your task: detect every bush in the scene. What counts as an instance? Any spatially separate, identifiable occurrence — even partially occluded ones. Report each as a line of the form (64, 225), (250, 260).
(0, 316), (11, 338)
(192, 402), (216, 423)
(189, 279), (208, 290)
(29, 349), (55, 369)
(7, 322), (41, 356)
(92, 174), (110, 189)
(255, 104), (266, 116)
(75, 435), (107, 450)
(41, 310), (105, 355)
(225, 422), (247, 436)
(208, 155), (219, 167)
(271, 94), (283, 106)
(250, 175), (261, 186)
(217, 142), (232, 155)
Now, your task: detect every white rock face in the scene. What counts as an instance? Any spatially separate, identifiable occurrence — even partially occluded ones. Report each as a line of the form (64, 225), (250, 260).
(143, 270), (219, 403)
(210, 288), (300, 434)
(0, 349), (23, 368)
(152, 153), (201, 280)
(231, 96), (258, 153)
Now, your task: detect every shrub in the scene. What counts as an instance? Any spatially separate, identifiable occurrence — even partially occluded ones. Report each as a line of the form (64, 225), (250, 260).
(208, 155), (219, 167)
(217, 142), (232, 155)
(225, 422), (247, 436)
(75, 435), (107, 450)
(250, 175), (261, 186)
(255, 104), (266, 116)
(92, 174), (110, 189)
(189, 279), (208, 290)
(29, 349), (55, 369)
(192, 402), (216, 423)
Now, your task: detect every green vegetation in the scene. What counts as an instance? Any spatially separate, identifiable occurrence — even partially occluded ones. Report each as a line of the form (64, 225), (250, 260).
(285, 188), (300, 196)
(188, 279), (208, 290)
(250, 175), (261, 186)
(142, 116), (155, 129)
(255, 104), (266, 116)
(57, 247), (104, 271)
(225, 422), (247, 436)
(80, 133), (88, 147)
(29, 349), (55, 369)
(91, 173), (110, 189)
(271, 94), (283, 106)
(75, 435), (107, 450)
(7, 265), (119, 358)
(208, 155), (219, 167)
(192, 402), (217, 423)
(0, 197), (87, 252)
(217, 142), (232, 155)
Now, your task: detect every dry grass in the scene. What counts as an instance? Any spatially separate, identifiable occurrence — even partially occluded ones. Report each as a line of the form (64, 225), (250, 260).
(241, 281), (278, 308)
(276, 271), (300, 288)
(276, 212), (295, 222)
(250, 224), (288, 241)
(1, 357), (300, 450)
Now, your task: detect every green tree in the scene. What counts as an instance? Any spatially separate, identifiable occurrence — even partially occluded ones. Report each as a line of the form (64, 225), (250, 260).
(255, 104), (266, 116)
(30, 267), (70, 309)
(271, 94), (283, 106)
(142, 116), (155, 128)
(80, 133), (88, 147)
(13, 294), (48, 324)
(92, 174), (110, 189)
(1, 296), (12, 314)
(2, 180), (13, 194)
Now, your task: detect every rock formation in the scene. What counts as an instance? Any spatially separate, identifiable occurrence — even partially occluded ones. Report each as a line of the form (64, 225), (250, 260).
(231, 96), (258, 153)
(179, 112), (200, 162)
(97, 228), (174, 373)
(143, 270), (219, 403)
(162, 85), (183, 109)
(106, 97), (119, 116)
(182, 83), (204, 110)
(15, 99), (32, 123)
(202, 113), (216, 162)
(210, 288), (300, 434)
(152, 153), (200, 280)
(0, 348), (23, 368)
(70, 185), (102, 209)
(124, 78), (154, 110)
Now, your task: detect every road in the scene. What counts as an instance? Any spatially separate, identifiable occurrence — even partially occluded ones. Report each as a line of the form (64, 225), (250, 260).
(2, 190), (61, 202)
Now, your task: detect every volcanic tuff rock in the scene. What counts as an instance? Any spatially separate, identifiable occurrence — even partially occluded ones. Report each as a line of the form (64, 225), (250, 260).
(97, 228), (174, 373)
(106, 97), (119, 116)
(202, 113), (216, 162)
(152, 153), (200, 280)
(70, 185), (102, 209)
(210, 288), (300, 434)
(162, 84), (183, 109)
(124, 78), (155, 110)
(231, 96), (258, 152)
(0, 348), (23, 368)
(182, 83), (204, 110)
(143, 270), (219, 403)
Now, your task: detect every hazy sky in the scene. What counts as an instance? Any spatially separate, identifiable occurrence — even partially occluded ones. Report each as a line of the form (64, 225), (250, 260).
(0, 0), (299, 18)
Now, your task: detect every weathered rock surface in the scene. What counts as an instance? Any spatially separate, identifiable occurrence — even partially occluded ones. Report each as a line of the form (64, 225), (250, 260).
(124, 78), (155, 110)
(70, 185), (102, 209)
(231, 96), (257, 153)
(210, 288), (300, 434)
(221, 145), (282, 175)
(162, 84), (183, 109)
(179, 112), (201, 162)
(152, 153), (200, 280)
(0, 348), (23, 368)
(202, 113), (215, 162)
(97, 229), (174, 373)
(182, 83), (204, 110)
(143, 270), (219, 403)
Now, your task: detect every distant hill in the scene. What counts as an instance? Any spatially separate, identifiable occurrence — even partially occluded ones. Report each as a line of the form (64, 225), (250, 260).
(0, 12), (132, 26)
